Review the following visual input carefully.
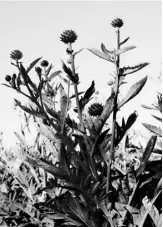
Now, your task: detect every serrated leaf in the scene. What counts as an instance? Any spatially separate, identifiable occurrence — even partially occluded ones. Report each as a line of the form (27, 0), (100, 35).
(136, 135), (157, 177)
(87, 48), (115, 63)
(120, 62), (150, 76)
(26, 57), (42, 73)
(142, 123), (162, 137)
(118, 76), (148, 109)
(120, 37), (130, 46)
(116, 46), (136, 55)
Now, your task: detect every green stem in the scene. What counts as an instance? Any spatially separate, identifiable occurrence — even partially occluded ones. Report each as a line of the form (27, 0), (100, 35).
(106, 28), (120, 193)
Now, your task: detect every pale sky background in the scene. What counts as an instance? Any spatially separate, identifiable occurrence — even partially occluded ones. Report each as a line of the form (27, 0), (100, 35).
(0, 1), (162, 147)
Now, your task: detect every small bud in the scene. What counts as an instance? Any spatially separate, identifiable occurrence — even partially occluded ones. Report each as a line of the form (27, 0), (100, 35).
(60, 30), (78, 44)
(5, 75), (11, 82)
(10, 50), (23, 60)
(35, 67), (42, 78)
(111, 18), (124, 28)
(88, 103), (103, 117)
(40, 60), (49, 67)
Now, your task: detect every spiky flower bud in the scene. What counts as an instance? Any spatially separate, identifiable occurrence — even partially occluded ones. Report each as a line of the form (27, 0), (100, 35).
(10, 50), (23, 60)
(5, 75), (11, 82)
(35, 67), (42, 78)
(88, 103), (103, 117)
(41, 60), (49, 67)
(60, 30), (78, 44)
(111, 18), (124, 28)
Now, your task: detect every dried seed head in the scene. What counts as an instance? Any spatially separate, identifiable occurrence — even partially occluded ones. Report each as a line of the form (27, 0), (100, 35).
(60, 30), (78, 44)
(5, 75), (12, 82)
(111, 18), (124, 28)
(10, 50), (23, 60)
(88, 103), (103, 117)
(41, 60), (49, 67)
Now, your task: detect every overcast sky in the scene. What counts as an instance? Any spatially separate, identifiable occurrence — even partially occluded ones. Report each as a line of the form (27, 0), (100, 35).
(0, 1), (161, 147)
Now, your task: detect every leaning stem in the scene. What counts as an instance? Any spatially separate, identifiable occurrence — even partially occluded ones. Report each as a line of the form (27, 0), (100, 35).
(106, 28), (120, 193)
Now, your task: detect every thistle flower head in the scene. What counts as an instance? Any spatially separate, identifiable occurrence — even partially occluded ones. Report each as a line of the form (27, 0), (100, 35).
(10, 50), (23, 60)
(88, 102), (103, 117)
(41, 60), (49, 67)
(5, 75), (11, 82)
(111, 18), (124, 28)
(60, 30), (78, 44)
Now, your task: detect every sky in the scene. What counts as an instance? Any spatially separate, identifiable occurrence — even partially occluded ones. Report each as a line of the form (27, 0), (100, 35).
(0, 1), (162, 147)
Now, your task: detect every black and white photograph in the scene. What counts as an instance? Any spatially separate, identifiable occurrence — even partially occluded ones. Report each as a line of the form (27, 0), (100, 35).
(0, 1), (162, 226)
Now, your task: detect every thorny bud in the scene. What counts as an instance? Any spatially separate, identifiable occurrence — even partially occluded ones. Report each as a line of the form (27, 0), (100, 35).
(5, 75), (11, 82)
(41, 60), (49, 67)
(111, 18), (124, 28)
(10, 50), (23, 61)
(35, 67), (42, 78)
(88, 102), (103, 117)
(60, 30), (78, 44)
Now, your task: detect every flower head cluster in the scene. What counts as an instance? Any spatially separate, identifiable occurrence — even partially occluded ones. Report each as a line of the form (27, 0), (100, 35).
(60, 30), (78, 44)
(41, 60), (49, 67)
(111, 18), (124, 28)
(10, 50), (23, 60)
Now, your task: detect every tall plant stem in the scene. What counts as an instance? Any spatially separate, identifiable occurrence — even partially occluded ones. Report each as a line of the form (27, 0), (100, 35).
(68, 43), (98, 181)
(68, 43), (85, 133)
(106, 28), (120, 193)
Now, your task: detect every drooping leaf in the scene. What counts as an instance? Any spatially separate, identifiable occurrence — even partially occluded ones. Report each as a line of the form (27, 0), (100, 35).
(120, 62), (150, 76)
(26, 57), (42, 73)
(118, 76), (148, 109)
(101, 43), (115, 55)
(136, 135), (157, 177)
(116, 46), (136, 55)
(120, 37), (130, 46)
(87, 48), (115, 63)
(142, 123), (162, 137)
